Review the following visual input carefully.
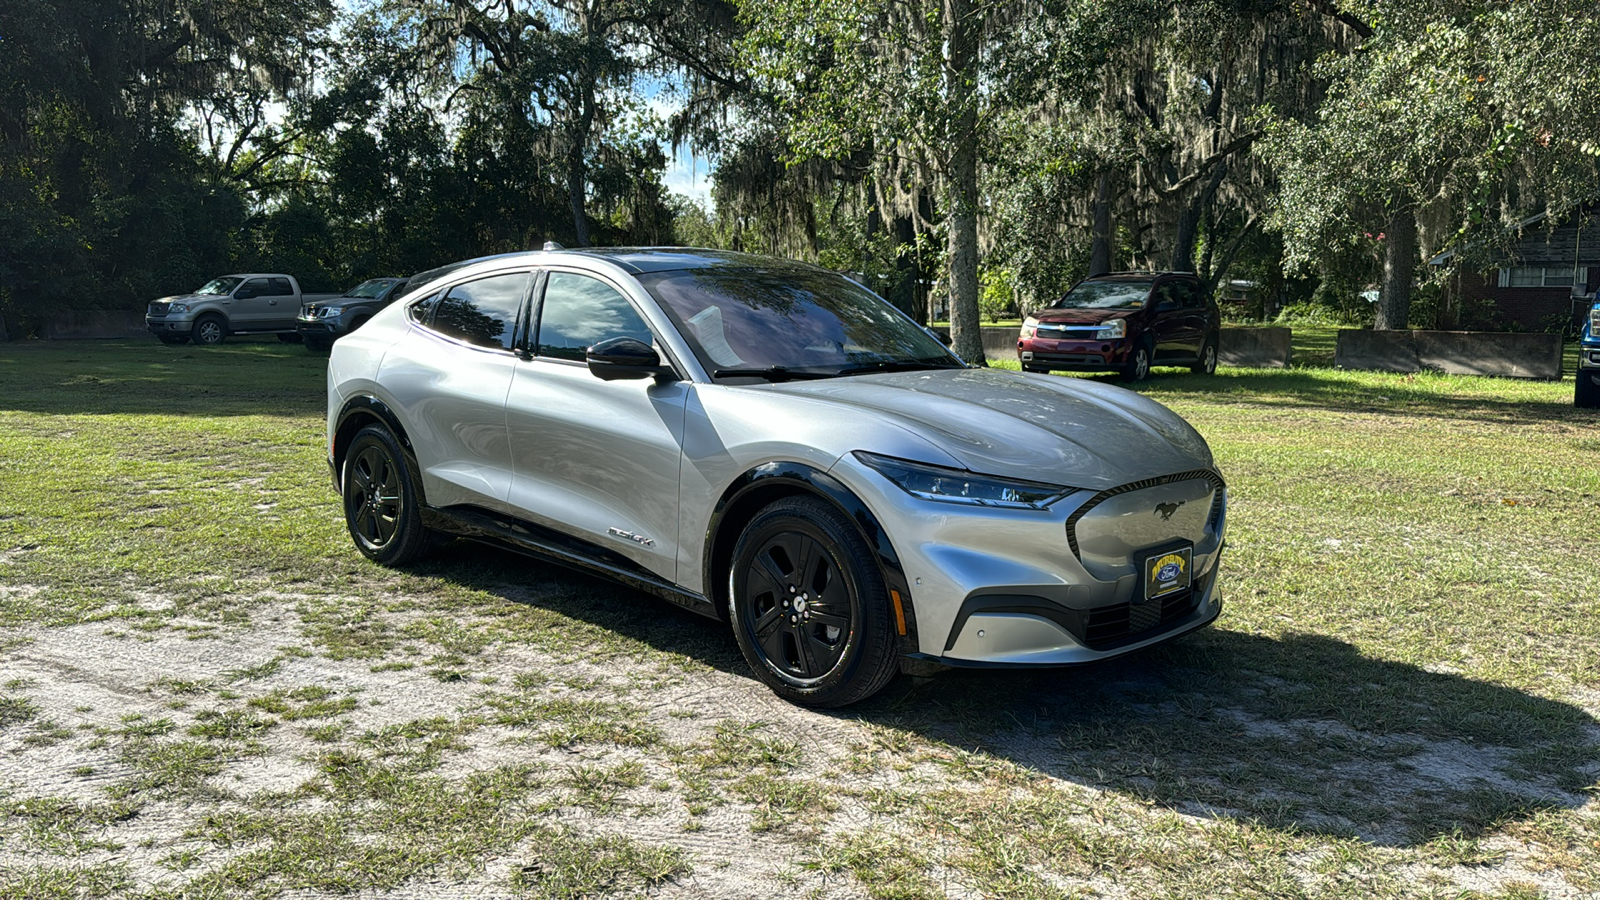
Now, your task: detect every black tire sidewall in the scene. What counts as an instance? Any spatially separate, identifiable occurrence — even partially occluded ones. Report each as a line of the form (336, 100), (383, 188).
(728, 496), (897, 707)
(1578, 371), (1600, 408)
(193, 315), (226, 345)
(342, 425), (432, 566)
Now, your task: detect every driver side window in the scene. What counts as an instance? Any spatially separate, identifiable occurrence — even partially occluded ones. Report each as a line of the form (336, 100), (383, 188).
(535, 272), (654, 361)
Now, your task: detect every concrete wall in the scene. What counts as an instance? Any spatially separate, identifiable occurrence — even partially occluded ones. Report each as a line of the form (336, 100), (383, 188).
(929, 325), (1020, 362)
(1335, 329), (1563, 380)
(1218, 327), (1291, 368)
(44, 310), (149, 340)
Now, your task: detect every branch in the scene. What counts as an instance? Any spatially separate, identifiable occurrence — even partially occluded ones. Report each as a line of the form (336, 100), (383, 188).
(1303, 0), (1373, 40)
(1157, 132), (1259, 196)
(1206, 213), (1261, 293)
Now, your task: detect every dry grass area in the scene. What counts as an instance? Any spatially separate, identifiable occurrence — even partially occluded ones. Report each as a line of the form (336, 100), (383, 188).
(2, 339), (1598, 899)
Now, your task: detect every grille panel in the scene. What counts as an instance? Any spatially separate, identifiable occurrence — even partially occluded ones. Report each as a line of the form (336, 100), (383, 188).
(1078, 586), (1200, 650)
(1065, 469), (1225, 559)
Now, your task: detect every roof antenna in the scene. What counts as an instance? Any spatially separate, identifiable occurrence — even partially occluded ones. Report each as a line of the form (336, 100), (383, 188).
(543, 241), (565, 251)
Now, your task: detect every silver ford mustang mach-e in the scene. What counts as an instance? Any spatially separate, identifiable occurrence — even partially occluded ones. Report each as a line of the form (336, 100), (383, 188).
(326, 248), (1226, 707)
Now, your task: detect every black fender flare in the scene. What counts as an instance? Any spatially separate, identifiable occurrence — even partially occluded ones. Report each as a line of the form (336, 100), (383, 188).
(703, 461), (920, 654)
(331, 395), (414, 490)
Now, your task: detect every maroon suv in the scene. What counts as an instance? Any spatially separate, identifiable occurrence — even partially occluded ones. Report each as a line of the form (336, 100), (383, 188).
(1017, 272), (1220, 381)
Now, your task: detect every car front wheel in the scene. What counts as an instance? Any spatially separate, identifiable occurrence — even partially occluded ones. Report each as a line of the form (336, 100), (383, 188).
(1122, 338), (1153, 381)
(729, 496), (899, 708)
(192, 315), (227, 346)
(342, 424), (437, 565)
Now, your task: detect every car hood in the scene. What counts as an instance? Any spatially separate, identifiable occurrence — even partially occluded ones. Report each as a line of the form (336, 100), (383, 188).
(764, 368), (1214, 491)
(154, 293), (209, 304)
(1032, 308), (1136, 325)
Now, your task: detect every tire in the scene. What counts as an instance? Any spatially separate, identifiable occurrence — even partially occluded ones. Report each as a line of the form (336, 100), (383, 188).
(192, 314), (227, 346)
(156, 334), (190, 346)
(1191, 337), (1218, 375)
(348, 316), (371, 333)
(728, 495), (898, 708)
(1121, 338), (1153, 382)
(1578, 370), (1600, 409)
(342, 424), (437, 566)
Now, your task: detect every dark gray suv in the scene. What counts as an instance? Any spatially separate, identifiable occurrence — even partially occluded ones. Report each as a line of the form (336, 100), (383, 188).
(297, 277), (409, 351)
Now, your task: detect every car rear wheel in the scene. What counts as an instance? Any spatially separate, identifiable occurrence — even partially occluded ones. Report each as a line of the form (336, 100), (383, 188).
(729, 496), (898, 708)
(1191, 338), (1218, 375)
(192, 315), (227, 346)
(1578, 370), (1600, 409)
(342, 424), (437, 566)
(1121, 338), (1153, 381)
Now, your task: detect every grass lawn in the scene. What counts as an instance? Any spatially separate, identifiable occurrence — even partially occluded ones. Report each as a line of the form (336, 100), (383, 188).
(1, 336), (1597, 899)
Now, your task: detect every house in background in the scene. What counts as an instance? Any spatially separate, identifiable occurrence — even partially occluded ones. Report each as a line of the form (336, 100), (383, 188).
(1432, 207), (1598, 331)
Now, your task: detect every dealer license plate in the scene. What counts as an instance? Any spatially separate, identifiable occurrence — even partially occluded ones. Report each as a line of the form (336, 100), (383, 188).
(1144, 547), (1193, 601)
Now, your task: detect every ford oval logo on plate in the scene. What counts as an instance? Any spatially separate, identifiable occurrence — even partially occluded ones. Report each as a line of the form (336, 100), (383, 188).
(1144, 547), (1193, 601)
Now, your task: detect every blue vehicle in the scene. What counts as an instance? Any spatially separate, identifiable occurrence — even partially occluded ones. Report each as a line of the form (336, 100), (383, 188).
(1580, 297), (1600, 408)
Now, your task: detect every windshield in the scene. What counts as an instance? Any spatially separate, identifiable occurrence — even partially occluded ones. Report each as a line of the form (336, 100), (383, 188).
(640, 267), (963, 379)
(196, 277), (243, 296)
(344, 279), (394, 299)
(1051, 281), (1153, 311)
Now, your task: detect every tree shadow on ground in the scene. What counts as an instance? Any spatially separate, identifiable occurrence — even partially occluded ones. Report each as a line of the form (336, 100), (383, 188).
(428, 542), (1599, 850)
(0, 339), (327, 418)
(1077, 368), (1592, 429)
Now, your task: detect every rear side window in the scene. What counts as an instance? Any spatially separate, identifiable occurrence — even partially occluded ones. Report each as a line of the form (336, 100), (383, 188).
(535, 272), (653, 361)
(268, 277), (294, 296)
(429, 272), (530, 350)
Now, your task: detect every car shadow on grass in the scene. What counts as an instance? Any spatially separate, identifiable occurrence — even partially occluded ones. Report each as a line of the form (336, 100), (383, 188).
(425, 542), (1597, 850)
(1082, 368), (1594, 428)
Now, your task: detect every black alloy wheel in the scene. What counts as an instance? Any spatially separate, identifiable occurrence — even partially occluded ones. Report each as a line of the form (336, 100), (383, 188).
(1192, 339), (1218, 375)
(192, 314), (227, 346)
(1122, 337), (1153, 381)
(342, 424), (436, 565)
(729, 496), (898, 707)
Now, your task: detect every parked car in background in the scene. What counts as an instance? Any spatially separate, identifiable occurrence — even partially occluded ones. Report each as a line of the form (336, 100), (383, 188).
(1578, 296), (1600, 408)
(1018, 273), (1220, 380)
(297, 277), (409, 352)
(325, 248), (1227, 707)
(146, 274), (336, 346)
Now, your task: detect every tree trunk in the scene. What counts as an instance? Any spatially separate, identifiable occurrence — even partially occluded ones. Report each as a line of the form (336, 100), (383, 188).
(1172, 164), (1226, 273)
(1090, 170), (1114, 276)
(944, 0), (984, 365)
(1375, 206), (1416, 330)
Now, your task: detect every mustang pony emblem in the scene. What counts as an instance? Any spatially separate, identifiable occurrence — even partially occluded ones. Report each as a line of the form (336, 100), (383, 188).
(1154, 501), (1185, 521)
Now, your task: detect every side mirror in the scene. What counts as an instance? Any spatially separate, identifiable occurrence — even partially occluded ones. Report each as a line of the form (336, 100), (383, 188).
(587, 337), (673, 381)
(926, 326), (952, 346)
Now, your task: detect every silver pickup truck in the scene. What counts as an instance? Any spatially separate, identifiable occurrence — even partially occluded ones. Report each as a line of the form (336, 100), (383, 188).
(145, 274), (338, 346)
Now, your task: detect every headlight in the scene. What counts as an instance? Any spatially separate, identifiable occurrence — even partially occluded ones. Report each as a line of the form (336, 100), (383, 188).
(1095, 319), (1126, 340)
(169, 303), (190, 314)
(855, 452), (1071, 510)
(1020, 317), (1038, 339)
(320, 307), (344, 317)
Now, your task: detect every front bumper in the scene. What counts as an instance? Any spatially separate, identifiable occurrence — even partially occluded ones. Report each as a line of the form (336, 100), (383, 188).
(297, 318), (346, 338)
(828, 454), (1227, 666)
(1579, 344), (1600, 370)
(1018, 338), (1133, 370)
(146, 317), (195, 335)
